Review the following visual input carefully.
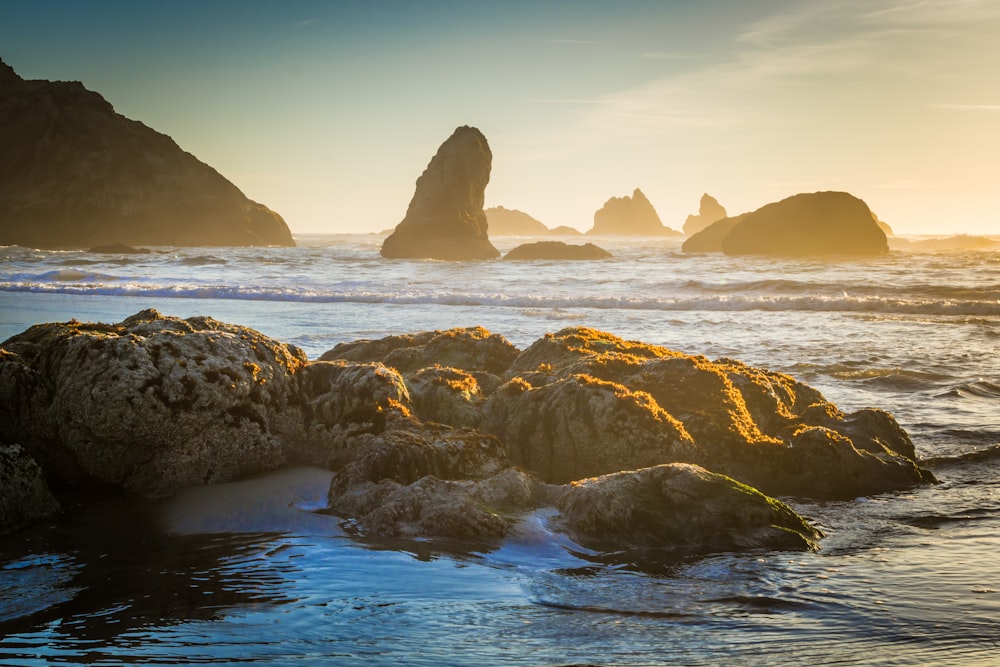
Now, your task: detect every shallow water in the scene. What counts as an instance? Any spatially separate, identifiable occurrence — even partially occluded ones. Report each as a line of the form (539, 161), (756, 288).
(1, 235), (998, 665)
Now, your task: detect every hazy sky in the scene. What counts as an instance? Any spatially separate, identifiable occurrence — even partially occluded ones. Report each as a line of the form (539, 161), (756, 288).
(2, 0), (998, 235)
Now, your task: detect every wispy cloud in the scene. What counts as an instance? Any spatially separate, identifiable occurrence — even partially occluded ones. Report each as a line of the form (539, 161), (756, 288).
(546, 39), (597, 45)
(288, 18), (317, 29)
(933, 104), (1000, 112)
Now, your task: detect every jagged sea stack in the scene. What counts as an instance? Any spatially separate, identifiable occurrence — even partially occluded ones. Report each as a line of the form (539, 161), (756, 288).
(381, 126), (499, 260)
(0, 59), (294, 249)
(587, 188), (680, 236)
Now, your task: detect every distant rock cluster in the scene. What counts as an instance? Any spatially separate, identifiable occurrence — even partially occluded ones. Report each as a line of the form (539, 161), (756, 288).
(683, 191), (889, 257)
(2, 311), (934, 558)
(683, 193), (728, 235)
(0, 58), (294, 249)
(588, 188), (681, 236)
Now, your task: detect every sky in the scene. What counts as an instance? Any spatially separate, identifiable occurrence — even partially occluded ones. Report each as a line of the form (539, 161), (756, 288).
(1, 0), (999, 235)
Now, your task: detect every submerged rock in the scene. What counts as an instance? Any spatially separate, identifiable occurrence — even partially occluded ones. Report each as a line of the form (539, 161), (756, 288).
(588, 188), (680, 236)
(0, 59), (294, 249)
(683, 193), (728, 236)
(503, 241), (612, 261)
(380, 126), (499, 260)
(0, 443), (60, 533)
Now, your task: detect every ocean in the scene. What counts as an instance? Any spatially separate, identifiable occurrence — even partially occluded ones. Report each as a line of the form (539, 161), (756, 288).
(1, 234), (998, 666)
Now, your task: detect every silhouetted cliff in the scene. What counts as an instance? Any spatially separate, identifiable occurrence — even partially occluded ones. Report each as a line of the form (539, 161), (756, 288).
(587, 188), (680, 236)
(0, 58), (294, 249)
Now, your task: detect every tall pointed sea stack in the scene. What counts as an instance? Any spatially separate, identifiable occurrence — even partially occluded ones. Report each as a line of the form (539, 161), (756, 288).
(381, 126), (499, 260)
(0, 58), (294, 249)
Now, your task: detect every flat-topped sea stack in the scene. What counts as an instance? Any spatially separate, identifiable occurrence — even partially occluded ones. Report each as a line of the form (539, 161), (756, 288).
(0, 59), (294, 249)
(381, 126), (499, 260)
(587, 188), (681, 236)
(683, 191), (888, 257)
(683, 193), (728, 235)
(503, 241), (612, 261)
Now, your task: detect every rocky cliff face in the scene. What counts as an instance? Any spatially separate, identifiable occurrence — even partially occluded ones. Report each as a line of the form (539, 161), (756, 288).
(0, 59), (294, 249)
(683, 193), (728, 235)
(588, 188), (680, 236)
(381, 126), (499, 260)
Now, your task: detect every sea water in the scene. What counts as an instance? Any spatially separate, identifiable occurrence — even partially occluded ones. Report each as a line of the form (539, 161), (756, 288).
(1, 235), (998, 665)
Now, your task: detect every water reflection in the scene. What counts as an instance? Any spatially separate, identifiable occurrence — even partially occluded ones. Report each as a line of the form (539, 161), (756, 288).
(0, 499), (299, 641)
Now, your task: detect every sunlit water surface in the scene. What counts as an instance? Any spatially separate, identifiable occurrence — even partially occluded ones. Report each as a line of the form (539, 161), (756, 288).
(1, 235), (998, 665)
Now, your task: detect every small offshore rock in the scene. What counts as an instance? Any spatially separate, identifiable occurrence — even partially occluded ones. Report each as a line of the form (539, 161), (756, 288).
(503, 241), (612, 261)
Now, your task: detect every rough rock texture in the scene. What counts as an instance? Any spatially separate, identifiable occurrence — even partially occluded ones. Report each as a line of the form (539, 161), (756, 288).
(2, 313), (932, 557)
(681, 214), (747, 253)
(381, 126), (499, 260)
(483, 374), (697, 484)
(557, 464), (821, 553)
(587, 188), (681, 236)
(320, 327), (519, 378)
(0, 309), (308, 497)
(0, 443), (60, 533)
(721, 191), (889, 257)
(503, 241), (612, 261)
(0, 59), (294, 249)
(485, 206), (550, 235)
(683, 193), (728, 236)
(493, 327), (933, 499)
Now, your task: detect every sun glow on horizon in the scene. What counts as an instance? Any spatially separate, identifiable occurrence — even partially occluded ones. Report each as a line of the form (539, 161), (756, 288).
(1, 0), (997, 236)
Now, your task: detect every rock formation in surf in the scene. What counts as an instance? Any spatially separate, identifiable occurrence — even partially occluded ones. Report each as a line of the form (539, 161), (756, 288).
(503, 241), (612, 261)
(681, 214), (747, 253)
(0, 443), (60, 533)
(587, 188), (681, 236)
(683, 193), (728, 236)
(0, 58), (294, 249)
(682, 191), (889, 256)
(485, 206), (550, 235)
(2, 312), (935, 557)
(381, 126), (499, 260)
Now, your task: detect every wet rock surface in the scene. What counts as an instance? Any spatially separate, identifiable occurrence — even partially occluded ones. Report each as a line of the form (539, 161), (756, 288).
(1, 313), (935, 558)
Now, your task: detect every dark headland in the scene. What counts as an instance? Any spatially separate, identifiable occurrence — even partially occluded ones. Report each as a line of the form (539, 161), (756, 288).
(0, 58), (294, 249)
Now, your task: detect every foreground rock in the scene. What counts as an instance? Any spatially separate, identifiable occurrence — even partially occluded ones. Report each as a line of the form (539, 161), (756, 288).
(0, 309), (308, 497)
(503, 241), (612, 261)
(587, 188), (681, 236)
(380, 126), (499, 260)
(556, 464), (821, 553)
(0, 59), (294, 249)
(2, 313), (933, 558)
(683, 193), (728, 236)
